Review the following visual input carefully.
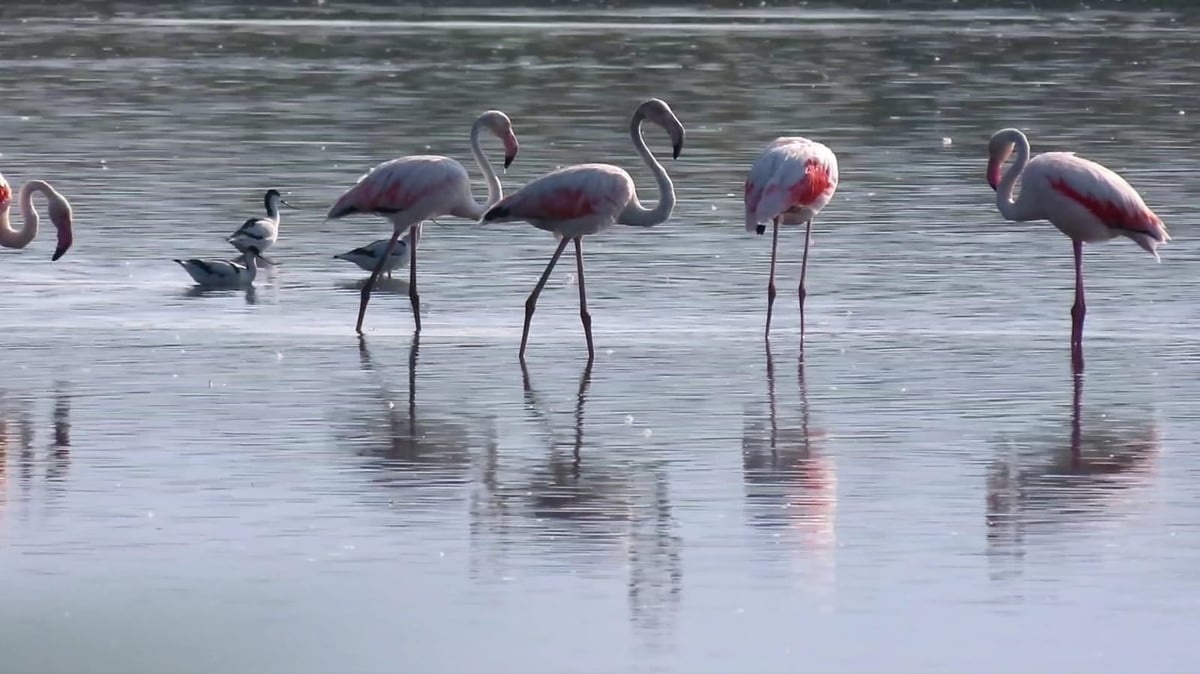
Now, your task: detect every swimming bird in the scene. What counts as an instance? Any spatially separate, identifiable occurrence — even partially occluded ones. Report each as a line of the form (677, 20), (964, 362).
(226, 189), (293, 265)
(987, 127), (1169, 372)
(334, 237), (411, 277)
(325, 110), (519, 334)
(0, 171), (75, 260)
(480, 98), (685, 364)
(175, 247), (264, 287)
(744, 137), (839, 343)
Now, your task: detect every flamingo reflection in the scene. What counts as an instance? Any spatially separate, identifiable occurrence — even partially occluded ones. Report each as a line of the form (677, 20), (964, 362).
(0, 384), (72, 537)
(469, 363), (682, 642)
(742, 347), (837, 596)
(986, 372), (1161, 579)
(346, 336), (486, 510)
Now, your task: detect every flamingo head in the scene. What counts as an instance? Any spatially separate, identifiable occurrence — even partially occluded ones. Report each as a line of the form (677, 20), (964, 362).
(0, 173), (10, 210)
(47, 187), (74, 261)
(479, 110), (519, 169)
(636, 98), (685, 159)
(987, 130), (1017, 191)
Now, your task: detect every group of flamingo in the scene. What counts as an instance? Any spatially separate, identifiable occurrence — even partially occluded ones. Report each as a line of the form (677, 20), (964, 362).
(0, 97), (1169, 371)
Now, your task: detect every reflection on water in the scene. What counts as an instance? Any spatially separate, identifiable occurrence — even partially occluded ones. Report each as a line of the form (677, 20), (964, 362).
(2, 3), (1199, 671)
(183, 285), (259, 305)
(0, 384), (71, 536)
(742, 347), (836, 601)
(986, 373), (1161, 585)
(346, 335), (481, 509)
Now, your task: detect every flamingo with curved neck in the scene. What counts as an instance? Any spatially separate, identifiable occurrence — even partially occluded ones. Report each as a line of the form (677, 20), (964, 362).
(986, 127), (1168, 372)
(325, 109), (520, 334)
(481, 97), (686, 364)
(0, 173), (75, 261)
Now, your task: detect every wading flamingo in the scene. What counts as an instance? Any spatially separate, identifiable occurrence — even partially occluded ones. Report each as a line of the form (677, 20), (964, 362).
(325, 110), (519, 334)
(480, 98), (685, 364)
(987, 127), (1169, 372)
(226, 189), (293, 266)
(0, 172), (75, 261)
(744, 137), (839, 343)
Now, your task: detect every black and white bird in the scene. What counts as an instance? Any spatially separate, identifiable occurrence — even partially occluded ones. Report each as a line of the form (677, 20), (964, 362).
(226, 189), (293, 265)
(175, 247), (264, 287)
(333, 237), (411, 277)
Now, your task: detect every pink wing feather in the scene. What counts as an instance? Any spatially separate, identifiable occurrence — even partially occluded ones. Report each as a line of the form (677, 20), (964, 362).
(1024, 152), (1168, 257)
(483, 164), (633, 225)
(744, 138), (839, 232)
(326, 156), (467, 220)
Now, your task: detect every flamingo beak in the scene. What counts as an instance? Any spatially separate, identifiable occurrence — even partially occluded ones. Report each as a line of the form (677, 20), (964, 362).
(986, 156), (1001, 191)
(671, 122), (685, 160)
(50, 209), (73, 261)
(503, 134), (520, 170)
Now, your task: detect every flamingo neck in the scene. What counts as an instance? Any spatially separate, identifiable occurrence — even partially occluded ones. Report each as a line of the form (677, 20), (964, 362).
(618, 111), (675, 228)
(996, 131), (1032, 222)
(467, 118), (503, 218)
(0, 180), (52, 250)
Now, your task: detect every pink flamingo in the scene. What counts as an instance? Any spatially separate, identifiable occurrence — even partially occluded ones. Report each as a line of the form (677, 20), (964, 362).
(744, 137), (839, 343)
(480, 98), (686, 364)
(0, 172), (75, 261)
(326, 110), (519, 334)
(987, 127), (1169, 371)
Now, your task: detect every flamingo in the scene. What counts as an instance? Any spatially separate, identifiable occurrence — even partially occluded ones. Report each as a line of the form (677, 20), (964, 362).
(987, 127), (1169, 371)
(0, 172), (75, 261)
(325, 110), (519, 334)
(334, 236), (410, 277)
(743, 137), (839, 343)
(226, 189), (293, 266)
(480, 98), (686, 364)
(174, 247), (264, 287)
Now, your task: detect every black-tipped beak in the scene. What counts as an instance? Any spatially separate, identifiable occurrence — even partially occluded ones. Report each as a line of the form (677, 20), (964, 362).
(755, 225), (765, 236)
(51, 246), (68, 262)
(672, 142), (682, 160)
(504, 155), (515, 170)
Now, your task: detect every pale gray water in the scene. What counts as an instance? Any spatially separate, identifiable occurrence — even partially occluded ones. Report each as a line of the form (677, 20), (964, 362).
(1, 3), (1199, 673)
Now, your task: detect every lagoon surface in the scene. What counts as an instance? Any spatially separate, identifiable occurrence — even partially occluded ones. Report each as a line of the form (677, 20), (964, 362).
(1, 3), (1199, 673)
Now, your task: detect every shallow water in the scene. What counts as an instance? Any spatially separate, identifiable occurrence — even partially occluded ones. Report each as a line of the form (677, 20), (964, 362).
(2, 3), (1199, 673)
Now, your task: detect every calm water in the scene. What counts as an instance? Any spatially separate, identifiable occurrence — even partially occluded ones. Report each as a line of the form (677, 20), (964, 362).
(2, 3), (1199, 673)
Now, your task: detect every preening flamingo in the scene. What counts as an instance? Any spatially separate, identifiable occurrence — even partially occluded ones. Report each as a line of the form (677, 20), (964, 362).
(0, 172), (75, 261)
(480, 98), (685, 364)
(325, 110), (519, 334)
(987, 127), (1169, 371)
(334, 236), (411, 277)
(227, 189), (293, 266)
(744, 137), (839, 343)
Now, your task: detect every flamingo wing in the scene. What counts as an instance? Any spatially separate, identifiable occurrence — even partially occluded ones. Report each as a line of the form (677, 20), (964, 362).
(326, 155), (468, 220)
(482, 164), (633, 225)
(744, 138), (839, 232)
(1027, 152), (1168, 256)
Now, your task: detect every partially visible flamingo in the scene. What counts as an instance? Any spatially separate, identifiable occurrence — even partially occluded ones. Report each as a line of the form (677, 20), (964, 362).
(0, 172), (75, 261)
(744, 137), (839, 344)
(480, 98), (686, 364)
(987, 127), (1169, 372)
(325, 110), (520, 334)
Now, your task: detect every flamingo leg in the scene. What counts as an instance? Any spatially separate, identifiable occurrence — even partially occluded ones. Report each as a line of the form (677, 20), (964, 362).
(765, 216), (780, 340)
(520, 236), (571, 361)
(573, 237), (595, 364)
(1070, 239), (1085, 373)
(798, 218), (813, 345)
(356, 227), (404, 334)
(409, 223), (422, 333)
